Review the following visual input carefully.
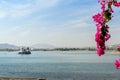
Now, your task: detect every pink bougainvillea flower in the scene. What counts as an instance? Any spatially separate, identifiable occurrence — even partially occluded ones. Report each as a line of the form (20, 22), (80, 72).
(105, 33), (111, 41)
(97, 48), (105, 56)
(117, 45), (120, 49)
(114, 59), (120, 69)
(92, 12), (105, 25)
(114, 2), (120, 7)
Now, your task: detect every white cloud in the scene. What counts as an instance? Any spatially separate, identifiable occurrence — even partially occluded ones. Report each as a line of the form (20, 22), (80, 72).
(35, 0), (60, 8)
(0, 11), (7, 19)
(67, 19), (93, 28)
(0, 0), (61, 18)
(19, 30), (31, 37)
(9, 26), (22, 32)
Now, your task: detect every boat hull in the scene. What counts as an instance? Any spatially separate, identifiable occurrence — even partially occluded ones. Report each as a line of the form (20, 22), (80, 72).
(18, 51), (31, 54)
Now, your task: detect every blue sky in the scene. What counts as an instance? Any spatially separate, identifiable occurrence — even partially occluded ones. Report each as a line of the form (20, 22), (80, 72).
(0, 0), (120, 47)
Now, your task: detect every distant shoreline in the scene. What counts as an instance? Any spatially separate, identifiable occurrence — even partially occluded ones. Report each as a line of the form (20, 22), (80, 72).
(0, 48), (96, 51)
(0, 48), (118, 52)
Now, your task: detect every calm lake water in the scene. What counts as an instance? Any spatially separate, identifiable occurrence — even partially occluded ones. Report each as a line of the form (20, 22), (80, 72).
(0, 51), (120, 80)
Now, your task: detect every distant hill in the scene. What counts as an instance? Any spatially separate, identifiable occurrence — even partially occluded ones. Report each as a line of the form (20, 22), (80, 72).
(31, 43), (56, 49)
(0, 43), (18, 49)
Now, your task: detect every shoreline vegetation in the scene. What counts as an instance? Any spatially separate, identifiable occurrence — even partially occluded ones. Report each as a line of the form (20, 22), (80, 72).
(0, 47), (118, 52)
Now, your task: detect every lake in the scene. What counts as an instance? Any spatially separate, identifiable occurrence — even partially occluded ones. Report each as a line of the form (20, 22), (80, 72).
(0, 51), (120, 80)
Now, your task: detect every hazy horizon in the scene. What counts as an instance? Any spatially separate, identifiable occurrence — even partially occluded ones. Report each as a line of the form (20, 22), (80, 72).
(0, 0), (120, 48)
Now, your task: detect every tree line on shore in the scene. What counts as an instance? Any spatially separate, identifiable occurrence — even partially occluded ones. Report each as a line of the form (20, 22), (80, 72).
(0, 46), (118, 51)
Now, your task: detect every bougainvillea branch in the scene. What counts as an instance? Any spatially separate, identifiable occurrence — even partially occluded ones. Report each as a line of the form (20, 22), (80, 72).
(93, 0), (120, 56)
(92, 0), (120, 69)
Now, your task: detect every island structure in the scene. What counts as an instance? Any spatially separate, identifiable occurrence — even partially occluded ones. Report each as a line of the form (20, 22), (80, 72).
(18, 47), (31, 54)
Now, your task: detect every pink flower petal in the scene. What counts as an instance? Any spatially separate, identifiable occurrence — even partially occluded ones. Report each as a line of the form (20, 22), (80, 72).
(114, 60), (120, 69)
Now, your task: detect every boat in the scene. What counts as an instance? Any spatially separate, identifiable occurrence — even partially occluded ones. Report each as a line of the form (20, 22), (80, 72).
(18, 47), (31, 54)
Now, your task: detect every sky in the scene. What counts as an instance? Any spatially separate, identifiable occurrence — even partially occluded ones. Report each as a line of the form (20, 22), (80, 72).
(0, 0), (120, 48)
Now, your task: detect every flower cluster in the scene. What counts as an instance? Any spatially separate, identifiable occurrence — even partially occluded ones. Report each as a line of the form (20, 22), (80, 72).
(114, 1), (120, 7)
(117, 45), (120, 51)
(117, 45), (120, 49)
(93, 0), (120, 56)
(93, 0), (120, 69)
(115, 45), (120, 69)
(115, 59), (120, 69)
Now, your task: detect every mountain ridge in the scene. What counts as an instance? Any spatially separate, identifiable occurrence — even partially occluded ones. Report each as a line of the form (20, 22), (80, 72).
(0, 43), (18, 49)
(0, 43), (56, 49)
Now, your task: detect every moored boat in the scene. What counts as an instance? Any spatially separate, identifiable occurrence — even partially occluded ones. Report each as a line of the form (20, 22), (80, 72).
(18, 47), (31, 54)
